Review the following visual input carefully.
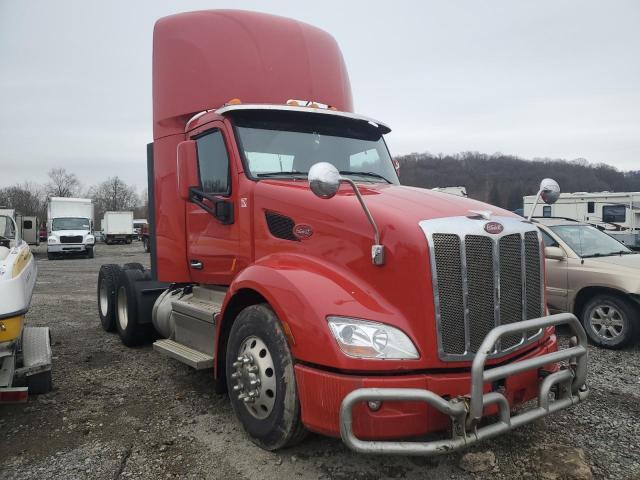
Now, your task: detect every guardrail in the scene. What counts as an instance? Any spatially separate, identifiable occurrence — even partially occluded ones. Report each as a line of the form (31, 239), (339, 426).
(339, 313), (589, 455)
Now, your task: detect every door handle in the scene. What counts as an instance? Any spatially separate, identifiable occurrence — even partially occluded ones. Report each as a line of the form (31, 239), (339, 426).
(190, 260), (203, 270)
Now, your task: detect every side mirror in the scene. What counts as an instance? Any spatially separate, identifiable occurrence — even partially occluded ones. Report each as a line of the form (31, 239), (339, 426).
(177, 140), (199, 201)
(527, 178), (561, 221)
(540, 178), (560, 205)
(545, 246), (566, 260)
(308, 162), (341, 199)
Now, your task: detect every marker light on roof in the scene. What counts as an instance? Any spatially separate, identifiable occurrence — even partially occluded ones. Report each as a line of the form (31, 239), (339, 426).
(286, 99), (331, 109)
(226, 98), (242, 105)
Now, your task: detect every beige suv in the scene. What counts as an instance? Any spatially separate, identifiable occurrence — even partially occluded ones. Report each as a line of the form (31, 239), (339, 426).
(535, 217), (640, 349)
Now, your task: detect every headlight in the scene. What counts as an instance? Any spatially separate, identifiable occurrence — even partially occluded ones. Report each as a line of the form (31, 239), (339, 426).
(48, 237), (58, 244)
(86, 236), (95, 244)
(327, 317), (419, 360)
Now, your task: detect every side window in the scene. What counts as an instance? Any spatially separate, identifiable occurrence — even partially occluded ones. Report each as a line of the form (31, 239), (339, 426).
(602, 205), (625, 223)
(542, 205), (551, 217)
(587, 201), (594, 214)
(195, 130), (230, 195)
(540, 229), (559, 247)
(23, 220), (33, 229)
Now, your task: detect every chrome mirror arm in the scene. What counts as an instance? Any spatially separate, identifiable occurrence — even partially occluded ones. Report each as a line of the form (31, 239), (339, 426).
(527, 189), (543, 222)
(340, 177), (384, 266)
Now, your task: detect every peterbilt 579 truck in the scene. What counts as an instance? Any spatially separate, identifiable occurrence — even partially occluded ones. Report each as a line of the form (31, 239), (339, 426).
(97, 10), (589, 454)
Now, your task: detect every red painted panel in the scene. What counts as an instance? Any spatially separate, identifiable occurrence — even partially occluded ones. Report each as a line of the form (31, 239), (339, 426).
(153, 10), (353, 139)
(295, 335), (557, 439)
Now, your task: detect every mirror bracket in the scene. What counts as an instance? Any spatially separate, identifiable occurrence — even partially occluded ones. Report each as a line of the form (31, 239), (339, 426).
(189, 188), (234, 225)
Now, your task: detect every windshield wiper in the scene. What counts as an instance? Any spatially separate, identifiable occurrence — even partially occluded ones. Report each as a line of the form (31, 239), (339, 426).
(256, 171), (307, 178)
(339, 171), (392, 184)
(582, 250), (636, 258)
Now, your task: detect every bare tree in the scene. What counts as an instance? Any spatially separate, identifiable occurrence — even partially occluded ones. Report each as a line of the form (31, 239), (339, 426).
(0, 182), (47, 218)
(134, 188), (149, 219)
(46, 168), (81, 198)
(89, 177), (138, 223)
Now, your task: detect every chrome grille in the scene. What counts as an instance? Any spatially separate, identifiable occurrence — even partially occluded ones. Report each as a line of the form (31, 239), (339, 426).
(465, 236), (495, 352)
(432, 234), (465, 354)
(421, 216), (544, 362)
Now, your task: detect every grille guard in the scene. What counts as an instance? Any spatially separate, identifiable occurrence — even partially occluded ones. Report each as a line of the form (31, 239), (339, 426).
(339, 313), (589, 455)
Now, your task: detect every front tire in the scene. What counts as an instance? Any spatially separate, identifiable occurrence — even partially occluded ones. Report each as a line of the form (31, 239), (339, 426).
(87, 247), (94, 259)
(97, 264), (121, 332)
(225, 304), (306, 450)
(581, 294), (638, 349)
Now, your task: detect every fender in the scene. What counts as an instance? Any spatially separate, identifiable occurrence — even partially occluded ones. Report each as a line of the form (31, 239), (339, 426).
(216, 253), (420, 374)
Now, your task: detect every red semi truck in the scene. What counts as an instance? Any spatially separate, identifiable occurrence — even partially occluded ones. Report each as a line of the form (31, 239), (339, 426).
(97, 10), (588, 454)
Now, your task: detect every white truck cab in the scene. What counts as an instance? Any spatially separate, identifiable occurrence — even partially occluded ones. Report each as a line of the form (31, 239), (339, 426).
(47, 197), (95, 259)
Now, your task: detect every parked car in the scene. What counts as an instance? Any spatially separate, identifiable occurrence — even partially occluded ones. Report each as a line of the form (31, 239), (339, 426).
(535, 217), (640, 348)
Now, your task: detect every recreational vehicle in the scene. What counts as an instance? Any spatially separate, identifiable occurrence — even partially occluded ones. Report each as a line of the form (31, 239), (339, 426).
(524, 191), (640, 249)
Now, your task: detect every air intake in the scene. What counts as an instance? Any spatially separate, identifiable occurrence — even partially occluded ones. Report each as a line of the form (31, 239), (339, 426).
(265, 212), (299, 242)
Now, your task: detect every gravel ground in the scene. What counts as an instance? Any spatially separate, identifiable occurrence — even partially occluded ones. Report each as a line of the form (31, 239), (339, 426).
(1, 242), (639, 479)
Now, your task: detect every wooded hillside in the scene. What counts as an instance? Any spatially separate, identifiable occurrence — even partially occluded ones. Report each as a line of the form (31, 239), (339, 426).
(397, 152), (640, 210)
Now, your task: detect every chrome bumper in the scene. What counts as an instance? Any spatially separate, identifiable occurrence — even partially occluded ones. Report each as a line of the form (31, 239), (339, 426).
(339, 313), (589, 455)
(48, 243), (89, 253)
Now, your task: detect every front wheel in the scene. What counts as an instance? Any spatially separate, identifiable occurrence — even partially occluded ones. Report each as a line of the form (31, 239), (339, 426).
(225, 304), (306, 450)
(582, 294), (638, 349)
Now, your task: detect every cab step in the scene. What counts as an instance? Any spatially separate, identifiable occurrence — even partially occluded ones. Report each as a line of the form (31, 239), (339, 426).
(153, 339), (214, 370)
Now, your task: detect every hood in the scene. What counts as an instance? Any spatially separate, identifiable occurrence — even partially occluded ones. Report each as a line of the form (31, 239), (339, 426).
(50, 229), (91, 237)
(586, 253), (640, 276)
(260, 180), (517, 223)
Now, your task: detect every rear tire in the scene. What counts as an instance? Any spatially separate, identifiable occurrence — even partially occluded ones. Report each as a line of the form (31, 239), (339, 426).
(116, 268), (152, 346)
(47, 252), (55, 260)
(97, 264), (122, 332)
(581, 294), (638, 349)
(126, 237), (132, 244)
(123, 262), (144, 271)
(225, 304), (307, 450)
(27, 370), (53, 395)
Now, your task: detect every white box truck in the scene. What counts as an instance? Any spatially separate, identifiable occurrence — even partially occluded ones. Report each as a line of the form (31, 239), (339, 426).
(47, 197), (95, 259)
(102, 211), (135, 244)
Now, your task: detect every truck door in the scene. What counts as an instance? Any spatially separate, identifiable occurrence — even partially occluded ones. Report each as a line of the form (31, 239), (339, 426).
(540, 229), (568, 312)
(186, 123), (239, 285)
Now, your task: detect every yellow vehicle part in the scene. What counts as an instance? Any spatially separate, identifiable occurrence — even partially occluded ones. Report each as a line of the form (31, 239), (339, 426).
(0, 315), (24, 342)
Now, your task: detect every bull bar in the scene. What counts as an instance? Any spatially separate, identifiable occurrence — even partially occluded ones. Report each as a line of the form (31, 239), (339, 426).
(339, 313), (589, 455)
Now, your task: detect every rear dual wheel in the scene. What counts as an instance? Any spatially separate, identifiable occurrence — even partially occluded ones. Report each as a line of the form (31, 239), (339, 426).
(98, 264), (121, 331)
(226, 304), (306, 450)
(115, 268), (153, 346)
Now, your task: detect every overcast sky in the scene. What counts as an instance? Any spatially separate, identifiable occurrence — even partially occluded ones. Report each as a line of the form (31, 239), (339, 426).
(1, 0), (639, 191)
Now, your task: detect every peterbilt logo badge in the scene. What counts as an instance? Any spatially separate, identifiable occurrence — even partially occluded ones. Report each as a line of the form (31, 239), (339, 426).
(293, 224), (314, 239)
(484, 222), (504, 234)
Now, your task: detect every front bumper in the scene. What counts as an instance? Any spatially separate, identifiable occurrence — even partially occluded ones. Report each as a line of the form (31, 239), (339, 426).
(48, 243), (90, 253)
(296, 313), (588, 455)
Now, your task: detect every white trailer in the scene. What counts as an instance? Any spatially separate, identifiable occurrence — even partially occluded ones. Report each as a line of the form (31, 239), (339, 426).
(0, 209), (40, 246)
(47, 197), (95, 259)
(102, 211), (135, 244)
(523, 191), (640, 249)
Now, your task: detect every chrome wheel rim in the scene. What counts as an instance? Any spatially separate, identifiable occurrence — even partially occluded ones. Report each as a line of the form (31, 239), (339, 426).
(589, 304), (624, 340)
(117, 286), (128, 330)
(99, 281), (109, 317)
(231, 336), (276, 419)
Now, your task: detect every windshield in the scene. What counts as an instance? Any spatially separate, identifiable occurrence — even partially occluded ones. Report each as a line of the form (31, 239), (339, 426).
(52, 217), (90, 231)
(550, 224), (635, 257)
(233, 111), (399, 184)
(0, 215), (16, 239)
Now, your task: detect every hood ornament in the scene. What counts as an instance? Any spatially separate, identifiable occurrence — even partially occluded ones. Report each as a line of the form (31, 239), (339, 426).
(468, 210), (492, 220)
